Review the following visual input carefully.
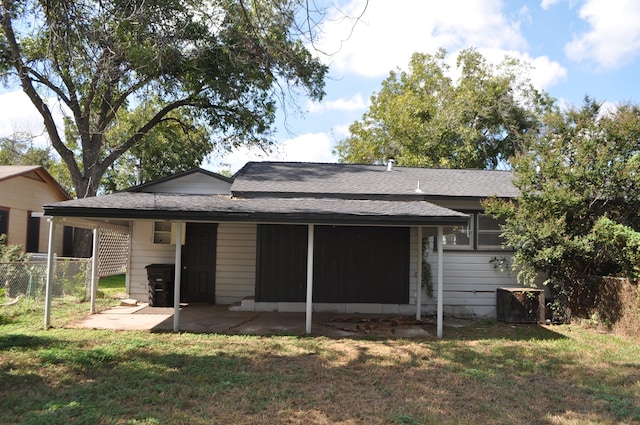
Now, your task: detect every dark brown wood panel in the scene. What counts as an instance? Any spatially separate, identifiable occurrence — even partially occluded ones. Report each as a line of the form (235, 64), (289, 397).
(256, 224), (308, 302)
(181, 223), (217, 303)
(313, 226), (409, 303)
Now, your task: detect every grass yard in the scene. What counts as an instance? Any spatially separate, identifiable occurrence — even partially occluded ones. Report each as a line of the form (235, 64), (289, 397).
(1, 281), (639, 425)
(96, 274), (127, 299)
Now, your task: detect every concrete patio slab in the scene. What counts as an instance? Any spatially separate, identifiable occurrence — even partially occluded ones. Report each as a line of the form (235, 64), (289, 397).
(66, 303), (441, 338)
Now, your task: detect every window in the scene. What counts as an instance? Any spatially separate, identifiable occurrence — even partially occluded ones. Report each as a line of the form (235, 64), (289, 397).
(153, 222), (172, 244)
(477, 214), (506, 249)
(440, 213), (506, 251)
(27, 213), (40, 252)
(442, 216), (473, 249)
(0, 208), (8, 239)
(152, 222), (185, 244)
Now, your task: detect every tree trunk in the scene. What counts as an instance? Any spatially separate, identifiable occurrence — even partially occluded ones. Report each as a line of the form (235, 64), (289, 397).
(72, 228), (93, 258)
(71, 173), (100, 258)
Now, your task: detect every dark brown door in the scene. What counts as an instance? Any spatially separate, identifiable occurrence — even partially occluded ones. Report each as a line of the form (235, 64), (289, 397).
(181, 223), (217, 303)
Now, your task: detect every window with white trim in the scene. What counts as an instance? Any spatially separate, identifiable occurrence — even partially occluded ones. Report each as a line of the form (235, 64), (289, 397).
(477, 214), (506, 249)
(153, 221), (172, 244)
(440, 213), (506, 251)
(441, 216), (473, 250)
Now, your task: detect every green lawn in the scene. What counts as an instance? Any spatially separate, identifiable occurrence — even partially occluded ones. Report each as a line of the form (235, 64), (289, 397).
(1, 290), (639, 425)
(97, 274), (126, 298)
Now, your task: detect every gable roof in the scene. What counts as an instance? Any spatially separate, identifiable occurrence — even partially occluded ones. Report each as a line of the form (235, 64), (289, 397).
(231, 162), (518, 199)
(0, 165), (70, 199)
(127, 168), (233, 194)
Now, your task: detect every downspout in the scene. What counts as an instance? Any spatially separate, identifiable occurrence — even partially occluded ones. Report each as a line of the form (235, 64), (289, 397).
(173, 221), (183, 332)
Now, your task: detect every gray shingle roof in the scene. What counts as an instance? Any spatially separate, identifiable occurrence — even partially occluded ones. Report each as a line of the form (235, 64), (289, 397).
(43, 192), (468, 225)
(232, 162), (518, 199)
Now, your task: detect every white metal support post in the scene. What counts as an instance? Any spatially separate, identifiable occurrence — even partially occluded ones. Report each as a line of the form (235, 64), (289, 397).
(437, 226), (444, 338)
(90, 228), (99, 313)
(44, 218), (56, 329)
(416, 226), (423, 320)
(305, 224), (314, 335)
(173, 221), (183, 333)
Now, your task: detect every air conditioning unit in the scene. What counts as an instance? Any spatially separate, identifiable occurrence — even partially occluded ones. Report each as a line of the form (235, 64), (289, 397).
(496, 288), (545, 323)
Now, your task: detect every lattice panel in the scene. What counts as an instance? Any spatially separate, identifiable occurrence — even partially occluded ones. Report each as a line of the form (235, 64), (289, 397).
(97, 227), (130, 277)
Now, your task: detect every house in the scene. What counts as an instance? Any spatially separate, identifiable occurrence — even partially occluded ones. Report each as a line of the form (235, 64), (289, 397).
(42, 162), (521, 335)
(0, 165), (71, 255)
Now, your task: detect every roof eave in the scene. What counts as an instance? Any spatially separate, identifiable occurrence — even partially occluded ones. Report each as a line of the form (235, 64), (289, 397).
(42, 206), (469, 226)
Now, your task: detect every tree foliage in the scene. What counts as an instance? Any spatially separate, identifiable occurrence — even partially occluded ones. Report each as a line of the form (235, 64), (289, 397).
(0, 0), (328, 199)
(335, 48), (553, 169)
(484, 98), (640, 318)
(0, 134), (52, 166)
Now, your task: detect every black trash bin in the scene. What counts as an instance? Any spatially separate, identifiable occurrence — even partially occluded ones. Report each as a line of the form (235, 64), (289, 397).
(145, 264), (176, 307)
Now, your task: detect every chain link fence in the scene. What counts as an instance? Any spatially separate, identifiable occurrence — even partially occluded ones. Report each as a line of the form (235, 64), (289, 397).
(1, 225), (130, 313)
(0, 257), (92, 305)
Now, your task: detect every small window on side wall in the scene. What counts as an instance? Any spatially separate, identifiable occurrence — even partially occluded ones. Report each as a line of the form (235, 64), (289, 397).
(153, 221), (186, 245)
(153, 222), (172, 244)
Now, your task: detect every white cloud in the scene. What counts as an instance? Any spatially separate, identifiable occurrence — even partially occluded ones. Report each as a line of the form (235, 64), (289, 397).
(540, 0), (561, 10)
(565, 0), (640, 69)
(491, 50), (568, 90)
(0, 91), (45, 137)
(332, 124), (351, 138)
(429, 47), (567, 93)
(0, 90), (67, 147)
(316, 0), (528, 78)
(216, 133), (337, 172)
(307, 93), (367, 113)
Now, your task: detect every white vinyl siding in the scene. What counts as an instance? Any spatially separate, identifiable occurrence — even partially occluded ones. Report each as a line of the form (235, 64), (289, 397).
(129, 220), (176, 301)
(215, 223), (257, 304)
(129, 220), (257, 304)
(423, 248), (518, 317)
(142, 172), (231, 194)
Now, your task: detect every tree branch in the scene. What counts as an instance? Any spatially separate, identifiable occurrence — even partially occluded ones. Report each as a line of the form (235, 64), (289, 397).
(98, 98), (196, 176)
(0, 3), (82, 186)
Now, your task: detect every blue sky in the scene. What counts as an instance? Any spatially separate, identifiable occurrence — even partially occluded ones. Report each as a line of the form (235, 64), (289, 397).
(216, 0), (640, 172)
(1, 0), (640, 173)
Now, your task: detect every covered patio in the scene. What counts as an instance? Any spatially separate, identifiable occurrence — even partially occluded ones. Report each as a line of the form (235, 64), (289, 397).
(65, 302), (462, 339)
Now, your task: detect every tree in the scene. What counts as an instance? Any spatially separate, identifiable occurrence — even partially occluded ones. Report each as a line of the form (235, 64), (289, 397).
(0, 134), (52, 166)
(484, 98), (640, 319)
(335, 48), (553, 169)
(80, 97), (216, 192)
(0, 0), (328, 201)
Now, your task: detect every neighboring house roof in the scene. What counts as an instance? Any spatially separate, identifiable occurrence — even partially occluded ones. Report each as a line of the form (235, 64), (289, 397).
(231, 162), (518, 199)
(0, 165), (70, 200)
(42, 192), (469, 226)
